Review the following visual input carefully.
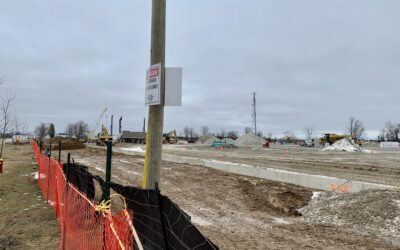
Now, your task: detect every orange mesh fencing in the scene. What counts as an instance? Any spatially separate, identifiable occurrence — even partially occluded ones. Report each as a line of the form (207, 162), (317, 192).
(32, 141), (135, 250)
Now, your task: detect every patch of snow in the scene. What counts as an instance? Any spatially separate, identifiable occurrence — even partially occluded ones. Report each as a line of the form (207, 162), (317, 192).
(186, 212), (212, 226)
(120, 147), (145, 153)
(272, 217), (291, 225)
(95, 167), (105, 173)
(322, 138), (363, 152)
(119, 160), (132, 164)
(312, 191), (322, 200)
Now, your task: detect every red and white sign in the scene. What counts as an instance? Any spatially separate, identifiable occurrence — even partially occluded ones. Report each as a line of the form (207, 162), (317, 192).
(145, 63), (161, 106)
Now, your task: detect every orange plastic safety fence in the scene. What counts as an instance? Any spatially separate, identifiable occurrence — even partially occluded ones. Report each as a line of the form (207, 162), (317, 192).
(32, 141), (135, 250)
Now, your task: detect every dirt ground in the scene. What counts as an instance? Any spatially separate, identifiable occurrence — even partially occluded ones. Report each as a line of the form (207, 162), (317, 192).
(0, 144), (60, 250)
(158, 143), (400, 187)
(64, 146), (399, 249)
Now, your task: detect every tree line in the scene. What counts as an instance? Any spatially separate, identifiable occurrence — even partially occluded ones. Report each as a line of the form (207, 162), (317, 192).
(34, 121), (89, 141)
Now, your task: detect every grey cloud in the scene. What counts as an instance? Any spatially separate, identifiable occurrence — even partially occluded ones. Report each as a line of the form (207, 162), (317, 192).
(1, 0), (399, 138)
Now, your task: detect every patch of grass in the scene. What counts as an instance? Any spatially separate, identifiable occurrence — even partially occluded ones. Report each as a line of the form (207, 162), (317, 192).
(0, 144), (60, 250)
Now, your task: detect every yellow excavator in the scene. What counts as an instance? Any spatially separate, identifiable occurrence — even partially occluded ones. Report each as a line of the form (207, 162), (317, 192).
(162, 130), (178, 144)
(96, 125), (113, 146)
(320, 133), (362, 146)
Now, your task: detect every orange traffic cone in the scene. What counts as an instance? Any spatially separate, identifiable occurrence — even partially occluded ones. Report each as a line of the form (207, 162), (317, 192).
(284, 149), (289, 157)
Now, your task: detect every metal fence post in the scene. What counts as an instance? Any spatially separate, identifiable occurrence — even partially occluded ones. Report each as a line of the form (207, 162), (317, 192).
(101, 142), (112, 201)
(46, 142), (52, 203)
(62, 152), (71, 250)
(58, 140), (62, 162)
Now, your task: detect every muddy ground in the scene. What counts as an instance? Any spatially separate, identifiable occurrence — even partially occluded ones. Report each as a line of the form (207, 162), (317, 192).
(64, 146), (398, 249)
(0, 144), (59, 250)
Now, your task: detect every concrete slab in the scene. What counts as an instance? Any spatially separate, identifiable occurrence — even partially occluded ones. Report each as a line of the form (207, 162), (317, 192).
(91, 145), (399, 193)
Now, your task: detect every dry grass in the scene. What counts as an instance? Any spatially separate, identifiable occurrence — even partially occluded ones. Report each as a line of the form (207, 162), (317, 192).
(0, 144), (60, 250)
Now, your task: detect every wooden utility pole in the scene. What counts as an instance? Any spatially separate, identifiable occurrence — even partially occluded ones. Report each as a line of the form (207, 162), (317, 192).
(142, 0), (166, 189)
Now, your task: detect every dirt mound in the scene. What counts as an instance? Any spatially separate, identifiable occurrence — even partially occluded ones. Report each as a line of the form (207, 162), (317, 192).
(301, 189), (400, 240)
(235, 133), (266, 146)
(47, 138), (85, 150)
(238, 178), (312, 216)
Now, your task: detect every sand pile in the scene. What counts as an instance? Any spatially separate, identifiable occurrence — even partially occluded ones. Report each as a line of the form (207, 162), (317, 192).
(235, 133), (266, 146)
(322, 138), (361, 152)
(195, 135), (213, 144)
(301, 189), (400, 240)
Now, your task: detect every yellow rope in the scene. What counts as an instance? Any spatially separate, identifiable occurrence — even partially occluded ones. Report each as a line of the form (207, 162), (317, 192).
(94, 194), (128, 250)
(94, 194), (144, 249)
(94, 194), (127, 215)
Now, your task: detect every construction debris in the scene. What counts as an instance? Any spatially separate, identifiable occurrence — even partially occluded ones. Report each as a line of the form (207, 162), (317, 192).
(235, 133), (266, 146)
(300, 189), (400, 241)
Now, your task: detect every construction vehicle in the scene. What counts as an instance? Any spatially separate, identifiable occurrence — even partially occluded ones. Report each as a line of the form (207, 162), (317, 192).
(120, 129), (178, 144)
(96, 125), (113, 146)
(300, 139), (316, 147)
(163, 130), (177, 144)
(320, 133), (362, 146)
(88, 108), (108, 143)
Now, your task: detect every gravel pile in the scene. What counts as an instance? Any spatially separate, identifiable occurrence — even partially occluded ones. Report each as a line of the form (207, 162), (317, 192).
(235, 133), (266, 146)
(301, 189), (400, 240)
(195, 135), (213, 144)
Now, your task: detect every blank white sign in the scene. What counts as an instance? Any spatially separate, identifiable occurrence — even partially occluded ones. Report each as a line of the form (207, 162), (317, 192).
(165, 67), (183, 106)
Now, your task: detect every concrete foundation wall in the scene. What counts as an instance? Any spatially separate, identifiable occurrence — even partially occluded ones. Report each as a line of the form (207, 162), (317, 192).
(108, 146), (399, 193)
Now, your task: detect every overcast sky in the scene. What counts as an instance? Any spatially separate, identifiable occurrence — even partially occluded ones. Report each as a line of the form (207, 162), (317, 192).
(1, 0), (399, 138)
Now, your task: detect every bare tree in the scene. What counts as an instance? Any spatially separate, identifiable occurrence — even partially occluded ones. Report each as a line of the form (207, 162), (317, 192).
(74, 120), (88, 139)
(256, 131), (263, 137)
(65, 123), (75, 138)
(0, 89), (14, 158)
(200, 126), (210, 136)
(283, 131), (296, 143)
(383, 121), (400, 141)
(188, 128), (195, 139)
(12, 116), (23, 135)
(346, 117), (365, 140)
(183, 127), (190, 139)
(226, 130), (238, 139)
(378, 129), (386, 142)
(244, 127), (252, 134)
(217, 129), (226, 138)
(303, 127), (315, 140)
(35, 123), (48, 141)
